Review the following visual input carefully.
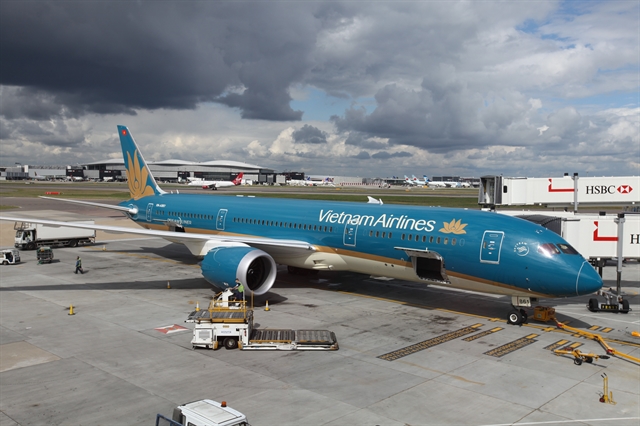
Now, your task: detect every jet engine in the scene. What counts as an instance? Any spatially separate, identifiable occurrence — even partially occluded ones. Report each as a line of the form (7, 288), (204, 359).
(201, 246), (277, 295)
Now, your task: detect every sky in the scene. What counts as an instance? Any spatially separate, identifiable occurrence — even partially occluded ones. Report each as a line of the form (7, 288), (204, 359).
(1, 0), (639, 178)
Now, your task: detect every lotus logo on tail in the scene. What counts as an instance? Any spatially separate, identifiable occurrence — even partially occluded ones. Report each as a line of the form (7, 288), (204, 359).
(440, 219), (467, 235)
(126, 150), (155, 200)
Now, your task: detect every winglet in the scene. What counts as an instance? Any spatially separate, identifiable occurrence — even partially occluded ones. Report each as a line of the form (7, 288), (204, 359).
(117, 125), (166, 199)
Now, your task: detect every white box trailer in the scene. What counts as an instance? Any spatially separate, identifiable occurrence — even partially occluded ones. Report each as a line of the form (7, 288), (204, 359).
(14, 221), (95, 250)
(497, 211), (640, 261)
(480, 175), (640, 208)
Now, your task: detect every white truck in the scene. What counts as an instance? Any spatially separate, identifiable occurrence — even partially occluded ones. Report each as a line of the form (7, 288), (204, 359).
(14, 221), (95, 250)
(156, 399), (249, 426)
(187, 290), (339, 351)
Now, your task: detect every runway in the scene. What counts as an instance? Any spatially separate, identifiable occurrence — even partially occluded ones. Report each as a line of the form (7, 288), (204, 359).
(0, 203), (638, 425)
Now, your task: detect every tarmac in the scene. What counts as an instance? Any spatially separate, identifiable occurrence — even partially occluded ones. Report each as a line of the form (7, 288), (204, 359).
(0, 206), (639, 426)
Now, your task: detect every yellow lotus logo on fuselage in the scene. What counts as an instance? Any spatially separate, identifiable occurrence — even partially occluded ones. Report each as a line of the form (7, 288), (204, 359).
(126, 150), (155, 200)
(440, 219), (467, 234)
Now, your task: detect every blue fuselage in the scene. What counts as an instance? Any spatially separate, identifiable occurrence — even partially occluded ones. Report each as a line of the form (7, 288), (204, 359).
(121, 194), (603, 298)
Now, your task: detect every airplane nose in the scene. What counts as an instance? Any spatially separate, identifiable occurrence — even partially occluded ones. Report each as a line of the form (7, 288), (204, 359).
(577, 262), (603, 295)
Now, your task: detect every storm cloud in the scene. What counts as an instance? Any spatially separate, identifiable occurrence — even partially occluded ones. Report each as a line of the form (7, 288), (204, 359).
(0, 1), (637, 177)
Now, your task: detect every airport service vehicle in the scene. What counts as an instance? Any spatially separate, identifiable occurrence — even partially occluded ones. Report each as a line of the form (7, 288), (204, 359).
(156, 399), (249, 426)
(14, 221), (95, 250)
(0, 125), (605, 326)
(36, 246), (54, 264)
(187, 289), (338, 351)
(0, 249), (20, 265)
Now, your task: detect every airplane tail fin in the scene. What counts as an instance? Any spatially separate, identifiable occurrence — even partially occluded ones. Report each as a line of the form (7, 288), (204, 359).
(117, 125), (166, 200)
(233, 173), (244, 185)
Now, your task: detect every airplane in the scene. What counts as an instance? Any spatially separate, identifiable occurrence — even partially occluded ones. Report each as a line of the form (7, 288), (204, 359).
(411, 175), (428, 186)
(187, 173), (243, 190)
(404, 175), (417, 186)
(427, 180), (447, 188)
(0, 125), (604, 325)
(31, 171), (47, 181)
(288, 176), (316, 186)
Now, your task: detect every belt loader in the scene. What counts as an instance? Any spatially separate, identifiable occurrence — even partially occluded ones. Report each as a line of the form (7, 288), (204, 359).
(186, 289), (338, 351)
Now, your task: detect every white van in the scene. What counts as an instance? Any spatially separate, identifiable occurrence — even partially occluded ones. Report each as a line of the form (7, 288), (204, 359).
(0, 249), (21, 265)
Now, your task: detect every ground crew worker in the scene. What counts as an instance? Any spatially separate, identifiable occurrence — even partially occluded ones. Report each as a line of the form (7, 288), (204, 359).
(75, 256), (84, 274)
(233, 279), (244, 301)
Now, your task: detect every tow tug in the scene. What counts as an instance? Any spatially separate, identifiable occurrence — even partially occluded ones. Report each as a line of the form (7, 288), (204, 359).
(587, 288), (631, 314)
(186, 289), (338, 351)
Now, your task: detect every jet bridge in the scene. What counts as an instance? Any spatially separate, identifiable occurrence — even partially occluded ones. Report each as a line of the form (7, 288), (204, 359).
(479, 174), (639, 210)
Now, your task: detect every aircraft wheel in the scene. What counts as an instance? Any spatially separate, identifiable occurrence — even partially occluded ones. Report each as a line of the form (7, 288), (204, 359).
(223, 337), (238, 350)
(620, 299), (630, 314)
(588, 298), (599, 312)
(519, 309), (528, 324)
(507, 310), (523, 325)
(574, 358), (582, 366)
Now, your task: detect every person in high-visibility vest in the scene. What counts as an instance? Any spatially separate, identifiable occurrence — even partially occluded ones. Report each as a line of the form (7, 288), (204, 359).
(234, 279), (244, 301)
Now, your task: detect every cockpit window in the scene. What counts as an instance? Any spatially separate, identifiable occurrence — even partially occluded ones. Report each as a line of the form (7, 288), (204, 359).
(538, 243), (560, 257)
(557, 243), (580, 255)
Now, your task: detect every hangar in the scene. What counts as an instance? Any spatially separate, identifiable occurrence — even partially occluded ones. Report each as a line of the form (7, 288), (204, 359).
(82, 158), (277, 183)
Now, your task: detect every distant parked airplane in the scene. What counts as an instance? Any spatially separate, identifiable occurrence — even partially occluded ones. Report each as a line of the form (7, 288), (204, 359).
(187, 173), (243, 190)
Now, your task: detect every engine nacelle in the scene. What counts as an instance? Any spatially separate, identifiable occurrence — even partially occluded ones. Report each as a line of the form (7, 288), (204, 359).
(201, 246), (277, 295)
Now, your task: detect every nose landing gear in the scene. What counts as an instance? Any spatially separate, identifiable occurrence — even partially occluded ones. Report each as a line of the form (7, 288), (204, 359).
(507, 296), (534, 325)
(507, 308), (528, 325)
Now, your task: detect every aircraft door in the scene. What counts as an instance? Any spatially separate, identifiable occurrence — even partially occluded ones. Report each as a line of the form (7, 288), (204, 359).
(146, 203), (153, 222)
(480, 231), (504, 264)
(216, 209), (228, 231)
(343, 222), (358, 247)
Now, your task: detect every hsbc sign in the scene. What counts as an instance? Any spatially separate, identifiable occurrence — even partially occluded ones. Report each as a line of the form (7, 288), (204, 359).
(585, 185), (634, 195)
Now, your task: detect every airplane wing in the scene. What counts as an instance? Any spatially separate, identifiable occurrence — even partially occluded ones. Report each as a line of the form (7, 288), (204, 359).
(39, 196), (138, 214)
(0, 215), (315, 256)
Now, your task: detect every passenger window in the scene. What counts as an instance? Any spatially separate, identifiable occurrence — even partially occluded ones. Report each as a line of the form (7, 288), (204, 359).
(452, 238), (456, 246)
(369, 230), (373, 237)
(388, 232), (392, 238)
(444, 238), (448, 245)
(429, 236), (434, 243)
(408, 234), (413, 241)
(401, 234), (405, 240)
(376, 231), (379, 238)
(382, 232), (386, 238)
(436, 237), (441, 244)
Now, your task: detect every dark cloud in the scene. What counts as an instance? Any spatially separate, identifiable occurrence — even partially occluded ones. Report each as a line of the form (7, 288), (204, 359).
(350, 151), (370, 159)
(344, 132), (388, 149)
(292, 124), (328, 144)
(0, 1), (316, 121)
(371, 151), (412, 159)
